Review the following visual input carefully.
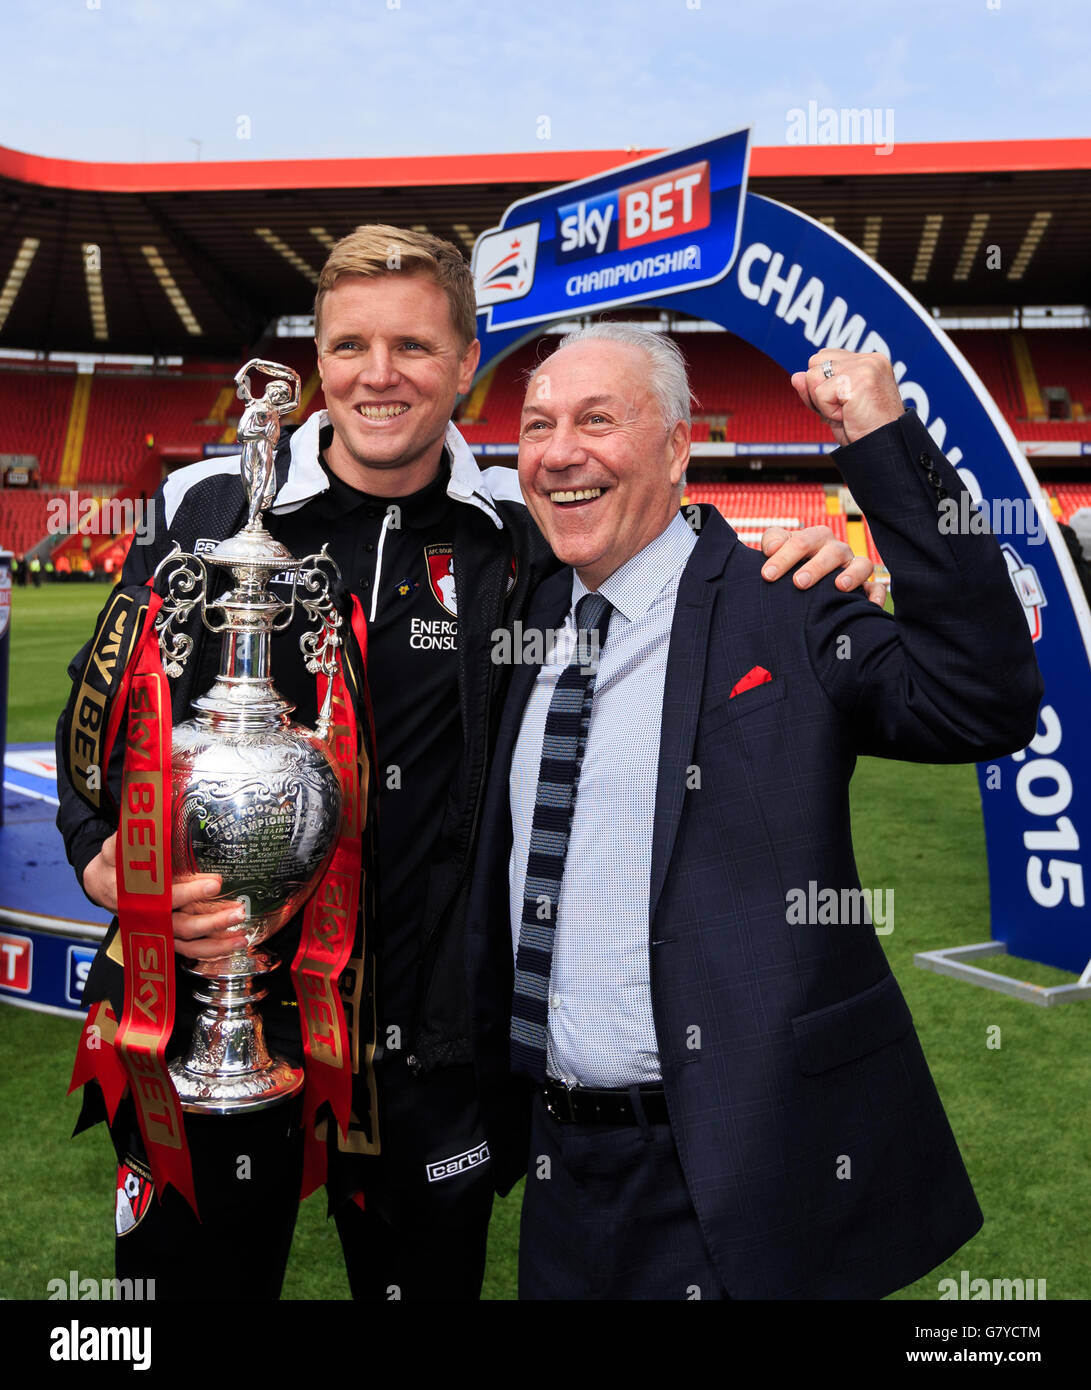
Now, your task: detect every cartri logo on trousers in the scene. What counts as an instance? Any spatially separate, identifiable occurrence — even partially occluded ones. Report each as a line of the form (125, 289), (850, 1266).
(426, 1140), (490, 1183)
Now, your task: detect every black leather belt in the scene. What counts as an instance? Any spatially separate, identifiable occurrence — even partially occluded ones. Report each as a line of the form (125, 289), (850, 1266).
(542, 1078), (669, 1125)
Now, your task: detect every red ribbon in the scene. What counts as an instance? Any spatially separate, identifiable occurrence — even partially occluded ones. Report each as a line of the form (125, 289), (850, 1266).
(112, 592), (198, 1215)
(292, 636), (362, 1200)
(349, 597), (373, 751)
(68, 1000), (128, 1123)
(69, 584), (196, 1209)
(70, 581), (156, 1116)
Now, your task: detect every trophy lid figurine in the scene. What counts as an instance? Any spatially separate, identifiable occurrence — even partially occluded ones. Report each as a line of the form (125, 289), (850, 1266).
(154, 359), (347, 1112)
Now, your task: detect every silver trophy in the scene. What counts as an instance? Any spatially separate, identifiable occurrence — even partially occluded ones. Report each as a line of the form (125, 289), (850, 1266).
(154, 359), (345, 1113)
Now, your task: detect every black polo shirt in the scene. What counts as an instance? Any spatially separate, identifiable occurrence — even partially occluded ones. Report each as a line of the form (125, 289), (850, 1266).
(265, 438), (463, 1030)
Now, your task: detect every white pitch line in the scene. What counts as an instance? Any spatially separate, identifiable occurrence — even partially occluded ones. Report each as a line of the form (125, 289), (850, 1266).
(3, 779), (60, 806)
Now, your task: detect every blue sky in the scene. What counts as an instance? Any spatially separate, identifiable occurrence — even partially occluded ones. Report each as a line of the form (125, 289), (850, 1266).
(1, 0), (1086, 164)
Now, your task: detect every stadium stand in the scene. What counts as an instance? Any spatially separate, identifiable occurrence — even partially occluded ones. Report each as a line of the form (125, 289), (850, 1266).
(947, 329), (1091, 438)
(683, 482), (834, 549)
(460, 333), (832, 441)
(457, 337), (546, 439)
(684, 482), (828, 524)
(1054, 485), (1091, 524)
(680, 482), (891, 572)
(453, 329), (1091, 446)
(0, 491), (53, 556)
(78, 370), (225, 484)
(680, 335), (829, 441)
(1027, 330), (1091, 417)
(948, 330), (1025, 422)
(0, 365), (77, 483)
(3, 329), (1091, 560)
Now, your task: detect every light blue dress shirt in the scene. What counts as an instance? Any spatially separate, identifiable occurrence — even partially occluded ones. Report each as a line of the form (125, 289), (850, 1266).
(508, 510), (698, 1087)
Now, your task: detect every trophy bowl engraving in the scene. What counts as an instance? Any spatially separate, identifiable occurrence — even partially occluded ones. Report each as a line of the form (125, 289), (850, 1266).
(171, 724), (343, 951)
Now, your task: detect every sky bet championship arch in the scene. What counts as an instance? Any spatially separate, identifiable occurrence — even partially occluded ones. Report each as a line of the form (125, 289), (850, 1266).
(470, 129), (1091, 1001)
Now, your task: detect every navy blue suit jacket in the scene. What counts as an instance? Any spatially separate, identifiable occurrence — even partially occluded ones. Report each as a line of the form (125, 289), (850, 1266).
(466, 411), (1044, 1299)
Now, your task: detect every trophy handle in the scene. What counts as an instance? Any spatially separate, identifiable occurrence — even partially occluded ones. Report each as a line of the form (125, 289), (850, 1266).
(153, 545), (209, 678)
(295, 549), (343, 743)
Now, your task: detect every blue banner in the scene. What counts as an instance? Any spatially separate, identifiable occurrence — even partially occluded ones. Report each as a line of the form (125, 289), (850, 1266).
(473, 128), (749, 332)
(473, 131), (1091, 977)
(0, 925), (100, 1017)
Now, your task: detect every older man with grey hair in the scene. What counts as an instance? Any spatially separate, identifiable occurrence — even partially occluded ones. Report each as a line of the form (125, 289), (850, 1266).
(466, 323), (1042, 1300)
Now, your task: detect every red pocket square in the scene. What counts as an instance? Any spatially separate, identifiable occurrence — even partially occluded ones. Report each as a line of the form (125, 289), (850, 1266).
(729, 666), (773, 699)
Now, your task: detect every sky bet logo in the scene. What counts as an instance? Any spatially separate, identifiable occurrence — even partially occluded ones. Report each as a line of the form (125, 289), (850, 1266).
(67, 945), (97, 1006)
(556, 160), (710, 263)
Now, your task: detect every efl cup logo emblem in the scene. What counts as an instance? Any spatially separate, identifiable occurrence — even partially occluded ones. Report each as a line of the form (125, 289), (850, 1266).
(473, 224), (539, 307)
(1002, 543), (1046, 642)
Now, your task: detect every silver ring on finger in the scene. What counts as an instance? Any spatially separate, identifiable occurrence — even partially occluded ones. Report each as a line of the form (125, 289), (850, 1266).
(821, 359), (835, 379)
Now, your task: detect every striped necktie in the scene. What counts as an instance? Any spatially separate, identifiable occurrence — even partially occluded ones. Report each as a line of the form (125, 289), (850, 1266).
(510, 592), (613, 1081)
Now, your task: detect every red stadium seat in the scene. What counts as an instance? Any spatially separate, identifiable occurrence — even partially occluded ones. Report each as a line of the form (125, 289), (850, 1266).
(683, 481), (829, 549)
(0, 491), (55, 555)
(0, 367), (77, 483)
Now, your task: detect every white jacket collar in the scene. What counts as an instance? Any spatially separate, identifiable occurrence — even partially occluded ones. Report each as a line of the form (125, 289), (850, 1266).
(268, 411), (330, 513)
(270, 411), (509, 529)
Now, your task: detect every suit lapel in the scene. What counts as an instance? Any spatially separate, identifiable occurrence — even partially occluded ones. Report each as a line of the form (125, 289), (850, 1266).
(649, 512), (734, 921)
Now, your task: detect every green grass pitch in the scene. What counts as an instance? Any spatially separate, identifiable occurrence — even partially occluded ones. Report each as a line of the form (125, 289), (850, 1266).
(1, 583), (1087, 1300)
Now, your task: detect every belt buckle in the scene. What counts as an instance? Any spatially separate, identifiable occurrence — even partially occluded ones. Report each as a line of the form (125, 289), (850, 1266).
(545, 1078), (577, 1123)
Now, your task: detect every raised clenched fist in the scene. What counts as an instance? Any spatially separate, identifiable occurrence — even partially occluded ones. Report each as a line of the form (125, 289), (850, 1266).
(790, 349), (905, 448)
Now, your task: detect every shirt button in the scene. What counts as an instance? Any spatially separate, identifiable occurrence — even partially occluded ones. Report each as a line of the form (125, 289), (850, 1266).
(361, 579), (371, 590)
(365, 543), (375, 553)
(550, 994), (561, 1010)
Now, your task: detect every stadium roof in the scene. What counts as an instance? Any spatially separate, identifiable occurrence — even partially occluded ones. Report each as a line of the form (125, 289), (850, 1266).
(1, 138), (1088, 356)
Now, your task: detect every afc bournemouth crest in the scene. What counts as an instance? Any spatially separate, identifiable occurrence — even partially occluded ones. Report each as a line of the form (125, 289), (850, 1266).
(115, 1159), (154, 1237)
(425, 544), (458, 616)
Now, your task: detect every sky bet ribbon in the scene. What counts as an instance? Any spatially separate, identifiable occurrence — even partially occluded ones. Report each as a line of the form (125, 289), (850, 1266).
(67, 582), (196, 1210)
(68, 583), (159, 1122)
(292, 593), (368, 1200)
(62, 584), (153, 817)
(68, 997), (129, 1125)
(112, 589), (198, 1215)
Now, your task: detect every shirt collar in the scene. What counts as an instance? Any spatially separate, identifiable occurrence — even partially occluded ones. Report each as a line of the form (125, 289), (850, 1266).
(571, 510), (697, 623)
(316, 429), (454, 526)
(270, 411), (510, 529)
